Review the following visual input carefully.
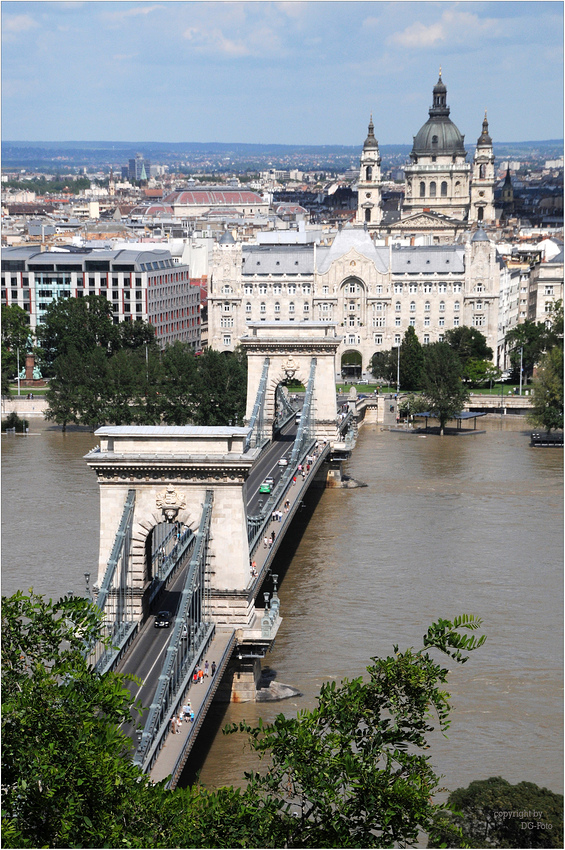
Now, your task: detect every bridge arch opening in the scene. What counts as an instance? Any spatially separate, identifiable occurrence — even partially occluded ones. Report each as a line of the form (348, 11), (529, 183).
(341, 349), (362, 381)
(145, 520), (183, 583)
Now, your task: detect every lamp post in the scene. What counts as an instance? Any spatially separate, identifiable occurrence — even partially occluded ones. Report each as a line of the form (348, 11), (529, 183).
(395, 344), (400, 396)
(84, 572), (91, 600)
(16, 347), (21, 397)
(519, 346), (523, 396)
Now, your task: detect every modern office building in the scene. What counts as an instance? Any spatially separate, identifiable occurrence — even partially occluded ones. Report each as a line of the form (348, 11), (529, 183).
(1, 246), (200, 349)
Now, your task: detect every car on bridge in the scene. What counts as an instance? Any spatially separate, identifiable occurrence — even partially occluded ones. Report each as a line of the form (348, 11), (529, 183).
(278, 457), (288, 467)
(259, 477), (274, 493)
(154, 610), (172, 628)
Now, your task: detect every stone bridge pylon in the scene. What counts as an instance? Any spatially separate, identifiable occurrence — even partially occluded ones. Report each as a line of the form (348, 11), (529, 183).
(240, 322), (341, 440)
(85, 427), (261, 624)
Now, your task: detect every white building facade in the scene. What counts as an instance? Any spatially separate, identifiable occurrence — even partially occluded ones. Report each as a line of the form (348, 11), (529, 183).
(208, 225), (501, 372)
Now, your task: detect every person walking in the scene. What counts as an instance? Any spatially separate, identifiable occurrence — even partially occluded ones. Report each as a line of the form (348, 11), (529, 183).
(183, 701), (191, 722)
(171, 716), (177, 735)
(177, 715), (183, 732)
(211, 661), (216, 676)
(204, 660), (209, 677)
(263, 536), (269, 549)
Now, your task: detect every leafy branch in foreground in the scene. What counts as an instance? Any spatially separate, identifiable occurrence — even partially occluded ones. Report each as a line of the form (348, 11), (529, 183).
(225, 614), (486, 848)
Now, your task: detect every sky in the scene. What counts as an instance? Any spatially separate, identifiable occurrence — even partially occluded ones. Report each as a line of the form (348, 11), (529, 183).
(2, 1), (563, 145)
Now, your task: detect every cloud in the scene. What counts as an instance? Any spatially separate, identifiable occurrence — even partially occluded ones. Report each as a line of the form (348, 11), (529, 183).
(183, 25), (250, 57)
(388, 9), (500, 49)
(3, 14), (38, 34)
(104, 4), (161, 22)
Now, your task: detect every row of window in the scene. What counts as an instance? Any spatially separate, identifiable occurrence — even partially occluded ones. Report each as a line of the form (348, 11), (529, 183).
(243, 302), (310, 315)
(242, 283), (312, 295)
(394, 282), (462, 293)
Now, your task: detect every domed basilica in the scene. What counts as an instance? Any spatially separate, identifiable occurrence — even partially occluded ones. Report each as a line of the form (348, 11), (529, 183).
(356, 71), (495, 238)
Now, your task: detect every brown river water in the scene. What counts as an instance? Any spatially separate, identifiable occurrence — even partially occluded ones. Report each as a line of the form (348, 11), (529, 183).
(2, 417), (563, 798)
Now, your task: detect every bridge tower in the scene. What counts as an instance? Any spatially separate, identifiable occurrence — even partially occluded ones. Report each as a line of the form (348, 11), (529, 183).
(85, 426), (261, 626)
(240, 322), (341, 441)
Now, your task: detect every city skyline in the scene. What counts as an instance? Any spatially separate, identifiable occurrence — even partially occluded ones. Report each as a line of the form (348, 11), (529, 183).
(2, 1), (563, 146)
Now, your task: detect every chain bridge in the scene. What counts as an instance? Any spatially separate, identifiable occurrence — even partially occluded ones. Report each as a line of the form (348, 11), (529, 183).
(84, 323), (373, 787)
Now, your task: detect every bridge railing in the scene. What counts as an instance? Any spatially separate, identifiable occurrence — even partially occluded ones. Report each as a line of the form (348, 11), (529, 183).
(133, 490), (214, 773)
(86, 489), (137, 673)
(245, 357), (270, 452)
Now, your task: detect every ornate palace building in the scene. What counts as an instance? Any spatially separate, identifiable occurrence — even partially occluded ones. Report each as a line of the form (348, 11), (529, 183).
(208, 225), (501, 375)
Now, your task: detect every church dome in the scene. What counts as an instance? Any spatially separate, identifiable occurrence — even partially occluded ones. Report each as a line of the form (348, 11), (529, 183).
(411, 73), (466, 157)
(363, 115), (379, 150)
(476, 112), (492, 147)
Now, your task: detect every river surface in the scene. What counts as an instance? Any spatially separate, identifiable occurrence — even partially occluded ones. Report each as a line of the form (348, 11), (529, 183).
(2, 418), (563, 797)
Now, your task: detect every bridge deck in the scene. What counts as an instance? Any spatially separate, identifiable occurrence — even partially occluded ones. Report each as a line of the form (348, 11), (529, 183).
(150, 627), (236, 788)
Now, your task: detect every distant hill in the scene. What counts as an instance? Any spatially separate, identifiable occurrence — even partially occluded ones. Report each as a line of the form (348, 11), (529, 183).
(2, 139), (562, 172)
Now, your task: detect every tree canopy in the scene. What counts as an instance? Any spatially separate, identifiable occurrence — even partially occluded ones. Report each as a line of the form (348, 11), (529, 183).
(1, 305), (33, 396)
(399, 326), (425, 391)
(3, 591), (489, 849)
(528, 345), (564, 432)
(421, 342), (470, 434)
(432, 776), (563, 848)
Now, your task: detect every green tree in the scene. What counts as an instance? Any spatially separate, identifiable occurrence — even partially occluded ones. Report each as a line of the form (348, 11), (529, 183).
(505, 320), (549, 384)
(191, 348), (247, 426)
(444, 326), (493, 367)
(463, 358), (502, 389)
(370, 349), (396, 385)
(36, 295), (118, 373)
(421, 342), (470, 435)
(1, 590), (160, 849)
(399, 326), (425, 390)
(528, 346), (564, 432)
(431, 776), (563, 848)
(1, 305), (33, 396)
(224, 615), (485, 849)
(159, 342), (200, 424)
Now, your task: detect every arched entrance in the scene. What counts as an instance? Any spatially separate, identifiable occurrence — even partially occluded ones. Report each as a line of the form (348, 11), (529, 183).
(341, 349), (362, 381)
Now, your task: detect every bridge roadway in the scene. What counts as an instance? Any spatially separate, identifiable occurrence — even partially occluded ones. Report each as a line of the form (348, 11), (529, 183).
(116, 417), (330, 783)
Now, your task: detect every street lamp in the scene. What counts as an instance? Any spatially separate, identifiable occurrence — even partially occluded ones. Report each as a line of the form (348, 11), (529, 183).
(395, 343), (400, 396)
(519, 346), (523, 396)
(84, 572), (91, 600)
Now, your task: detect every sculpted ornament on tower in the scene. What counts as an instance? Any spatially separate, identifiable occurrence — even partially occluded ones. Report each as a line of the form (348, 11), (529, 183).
(156, 483), (187, 521)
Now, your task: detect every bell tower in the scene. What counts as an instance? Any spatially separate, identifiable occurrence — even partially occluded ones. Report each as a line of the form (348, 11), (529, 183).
(356, 115), (382, 228)
(470, 112), (495, 224)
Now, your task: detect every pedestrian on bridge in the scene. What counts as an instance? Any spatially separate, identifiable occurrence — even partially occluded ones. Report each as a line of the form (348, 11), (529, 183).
(171, 716), (177, 735)
(263, 536), (269, 549)
(205, 660), (209, 677)
(211, 661), (216, 676)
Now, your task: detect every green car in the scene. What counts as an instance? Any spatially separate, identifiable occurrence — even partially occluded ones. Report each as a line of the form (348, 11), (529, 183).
(259, 477), (274, 493)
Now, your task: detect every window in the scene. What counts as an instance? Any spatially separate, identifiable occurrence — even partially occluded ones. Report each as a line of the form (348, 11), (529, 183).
(441, 181), (448, 197)
(349, 316), (356, 326)
(222, 285), (233, 294)
(373, 316), (385, 327)
(376, 284), (382, 294)
(273, 284), (281, 295)
(223, 334), (231, 346)
(302, 284), (311, 294)
(545, 286), (554, 296)
(430, 181), (436, 197)
(473, 315), (485, 327)
(439, 301), (445, 312)
(420, 181), (425, 197)
(453, 316), (460, 326)
(438, 334), (444, 342)
(439, 317), (445, 327)
(410, 301), (416, 312)
(347, 334), (358, 345)
(395, 317), (401, 326)
(410, 317), (416, 327)
(453, 283), (461, 293)
(545, 302), (553, 313)
(244, 284), (253, 295)
(423, 283), (432, 293)
(476, 283), (483, 292)
(220, 317), (234, 327)
(366, 165), (372, 181)
(424, 317), (430, 327)
(438, 283), (447, 293)
(303, 302), (309, 312)
(289, 302), (295, 313)
(259, 284), (267, 295)
(245, 302), (251, 313)
(321, 303), (329, 313)
(475, 301), (483, 310)
(374, 333), (383, 345)
(349, 302), (356, 312)
(425, 300), (430, 311)
(223, 302), (231, 312)
(322, 285), (329, 294)
(260, 302), (266, 314)
(409, 283), (417, 293)
(365, 208), (371, 223)
(288, 284), (296, 295)
(394, 283), (403, 294)
(348, 282), (358, 294)
(394, 334), (401, 345)
(395, 301), (401, 312)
